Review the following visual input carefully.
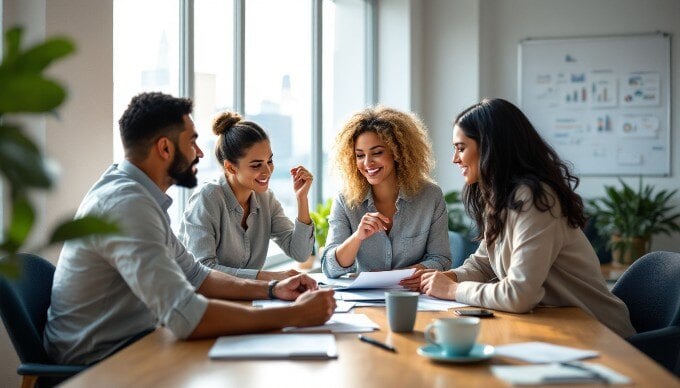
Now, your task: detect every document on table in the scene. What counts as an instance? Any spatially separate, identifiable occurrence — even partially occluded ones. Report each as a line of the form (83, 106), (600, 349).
(417, 295), (469, 311)
(252, 299), (356, 313)
(335, 291), (469, 310)
(491, 362), (631, 385)
(494, 342), (599, 363)
(282, 313), (379, 333)
(209, 333), (338, 360)
(339, 268), (416, 289)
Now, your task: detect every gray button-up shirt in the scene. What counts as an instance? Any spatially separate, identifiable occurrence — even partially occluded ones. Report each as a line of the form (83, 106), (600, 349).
(44, 161), (210, 365)
(321, 181), (451, 278)
(179, 174), (314, 279)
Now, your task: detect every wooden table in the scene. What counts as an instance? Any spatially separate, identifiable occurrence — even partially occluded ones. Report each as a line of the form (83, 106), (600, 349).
(62, 307), (678, 387)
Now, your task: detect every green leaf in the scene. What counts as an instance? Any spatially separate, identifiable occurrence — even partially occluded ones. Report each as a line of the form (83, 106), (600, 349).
(0, 255), (21, 279)
(14, 37), (75, 74)
(0, 73), (66, 113)
(2, 27), (22, 63)
(5, 197), (35, 252)
(444, 191), (461, 204)
(0, 125), (53, 190)
(48, 216), (121, 245)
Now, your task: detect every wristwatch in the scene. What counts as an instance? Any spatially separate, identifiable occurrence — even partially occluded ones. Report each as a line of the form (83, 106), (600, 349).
(267, 279), (279, 300)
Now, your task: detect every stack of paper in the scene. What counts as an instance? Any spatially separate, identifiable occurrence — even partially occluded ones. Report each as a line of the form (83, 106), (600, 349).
(283, 313), (379, 333)
(491, 362), (631, 385)
(252, 299), (356, 313)
(494, 342), (598, 363)
(209, 334), (338, 360)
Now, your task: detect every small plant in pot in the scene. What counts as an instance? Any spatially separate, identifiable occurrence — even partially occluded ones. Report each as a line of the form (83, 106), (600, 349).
(304, 198), (333, 269)
(587, 178), (680, 266)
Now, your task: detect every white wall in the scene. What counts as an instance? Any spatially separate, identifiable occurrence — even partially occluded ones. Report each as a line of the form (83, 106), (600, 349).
(420, 0), (481, 187)
(420, 0), (680, 252)
(1, 0), (112, 384)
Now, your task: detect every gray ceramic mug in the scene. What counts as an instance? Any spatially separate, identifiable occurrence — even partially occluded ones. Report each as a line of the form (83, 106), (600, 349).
(385, 290), (420, 332)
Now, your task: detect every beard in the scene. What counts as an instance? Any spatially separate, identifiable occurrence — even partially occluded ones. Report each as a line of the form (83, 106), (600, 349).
(168, 147), (199, 188)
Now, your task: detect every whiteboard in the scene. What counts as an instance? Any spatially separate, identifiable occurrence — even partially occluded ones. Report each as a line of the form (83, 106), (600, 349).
(519, 33), (671, 176)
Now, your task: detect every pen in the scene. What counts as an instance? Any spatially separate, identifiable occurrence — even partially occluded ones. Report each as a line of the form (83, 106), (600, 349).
(556, 361), (610, 384)
(358, 335), (397, 353)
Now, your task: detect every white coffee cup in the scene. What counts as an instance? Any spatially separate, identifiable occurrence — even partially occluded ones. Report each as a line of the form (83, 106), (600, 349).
(424, 317), (480, 356)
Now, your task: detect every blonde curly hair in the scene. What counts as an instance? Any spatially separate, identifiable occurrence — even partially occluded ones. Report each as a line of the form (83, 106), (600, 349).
(332, 106), (435, 208)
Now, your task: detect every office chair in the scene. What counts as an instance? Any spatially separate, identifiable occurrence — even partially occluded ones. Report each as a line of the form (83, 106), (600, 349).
(448, 231), (480, 269)
(0, 253), (87, 388)
(611, 251), (680, 377)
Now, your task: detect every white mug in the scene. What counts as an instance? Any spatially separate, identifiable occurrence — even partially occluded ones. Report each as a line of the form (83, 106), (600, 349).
(424, 317), (480, 356)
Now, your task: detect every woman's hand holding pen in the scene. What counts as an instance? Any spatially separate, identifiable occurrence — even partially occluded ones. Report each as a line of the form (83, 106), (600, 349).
(355, 212), (390, 241)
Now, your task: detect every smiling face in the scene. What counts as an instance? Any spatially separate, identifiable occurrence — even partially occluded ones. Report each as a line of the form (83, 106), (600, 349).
(227, 139), (274, 193)
(354, 131), (396, 188)
(452, 124), (480, 185)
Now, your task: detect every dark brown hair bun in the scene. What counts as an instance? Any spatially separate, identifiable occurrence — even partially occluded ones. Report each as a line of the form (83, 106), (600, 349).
(212, 111), (242, 136)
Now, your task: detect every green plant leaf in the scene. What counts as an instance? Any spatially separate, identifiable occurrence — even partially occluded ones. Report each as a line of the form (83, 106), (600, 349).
(0, 73), (67, 113)
(444, 191), (461, 204)
(48, 216), (121, 245)
(13, 37), (75, 74)
(2, 27), (22, 63)
(0, 125), (53, 190)
(4, 196), (35, 253)
(0, 254), (21, 279)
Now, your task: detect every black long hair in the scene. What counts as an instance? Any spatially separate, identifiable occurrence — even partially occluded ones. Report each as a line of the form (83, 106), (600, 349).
(454, 98), (586, 245)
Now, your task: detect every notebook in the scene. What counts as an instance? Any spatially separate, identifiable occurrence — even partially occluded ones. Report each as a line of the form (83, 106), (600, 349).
(208, 334), (338, 360)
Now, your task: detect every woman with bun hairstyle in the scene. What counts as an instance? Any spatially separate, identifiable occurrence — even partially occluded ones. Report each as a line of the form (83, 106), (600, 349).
(400, 98), (635, 337)
(321, 106), (451, 278)
(179, 112), (314, 281)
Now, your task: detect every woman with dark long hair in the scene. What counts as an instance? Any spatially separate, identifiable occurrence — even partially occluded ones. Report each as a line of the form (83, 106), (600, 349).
(401, 98), (635, 337)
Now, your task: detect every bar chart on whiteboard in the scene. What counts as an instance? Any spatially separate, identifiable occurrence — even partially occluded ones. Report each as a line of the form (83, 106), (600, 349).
(519, 33), (670, 176)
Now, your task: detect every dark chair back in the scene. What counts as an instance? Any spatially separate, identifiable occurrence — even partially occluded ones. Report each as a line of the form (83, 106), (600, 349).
(612, 251), (680, 376)
(0, 253), (54, 364)
(612, 251), (680, 332)
(448, 231), (480, 269)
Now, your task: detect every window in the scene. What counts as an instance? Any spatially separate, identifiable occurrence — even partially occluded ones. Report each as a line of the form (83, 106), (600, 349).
(113, 0), (374, 263)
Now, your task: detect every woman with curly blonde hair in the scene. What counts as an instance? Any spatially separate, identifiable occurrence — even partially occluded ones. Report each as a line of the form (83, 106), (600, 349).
(321, 106), (451, 278)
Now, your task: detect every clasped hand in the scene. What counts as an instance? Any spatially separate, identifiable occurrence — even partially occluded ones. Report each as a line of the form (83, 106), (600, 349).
(399, 269), (458, 300)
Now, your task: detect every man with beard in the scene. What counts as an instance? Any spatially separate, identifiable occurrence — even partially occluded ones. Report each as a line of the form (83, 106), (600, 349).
(44, 92), (335, 366)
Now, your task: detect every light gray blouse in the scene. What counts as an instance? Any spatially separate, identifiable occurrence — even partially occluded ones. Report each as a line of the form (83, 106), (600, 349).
(321, 181), (452, 278)
(180, 174), (314, 279)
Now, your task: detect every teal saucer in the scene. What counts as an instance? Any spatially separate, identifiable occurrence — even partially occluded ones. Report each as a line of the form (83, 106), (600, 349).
(417, 343), (495, 363)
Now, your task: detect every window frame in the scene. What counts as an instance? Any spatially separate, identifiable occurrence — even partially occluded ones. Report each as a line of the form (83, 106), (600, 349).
(174, 0), (376, 268)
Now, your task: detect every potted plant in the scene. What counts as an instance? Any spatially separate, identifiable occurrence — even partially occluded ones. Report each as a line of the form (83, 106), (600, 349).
(587, 178), (680, 266)
(444, 190), (479, 267)
(303, 198), (333, 269)
(0, 27), (118, 277)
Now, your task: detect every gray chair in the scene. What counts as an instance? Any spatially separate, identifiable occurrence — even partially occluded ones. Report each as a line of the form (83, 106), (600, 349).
(0, 253), (87, 388)
(611, 251), (680, 376)
(448, 231), (480, 269)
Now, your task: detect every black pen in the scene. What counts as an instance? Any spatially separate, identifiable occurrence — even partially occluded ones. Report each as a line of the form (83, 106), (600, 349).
(358, 335), (397, 353)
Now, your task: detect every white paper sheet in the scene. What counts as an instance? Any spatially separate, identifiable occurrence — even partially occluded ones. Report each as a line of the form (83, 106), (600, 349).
(491, 362), (631, 385)
(252, 299), (356, 313)
(282, 313), (379, 333)
(340, 268), (416, 289)
(209, 334), (338, 360)
(494, 342), (599, 363)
